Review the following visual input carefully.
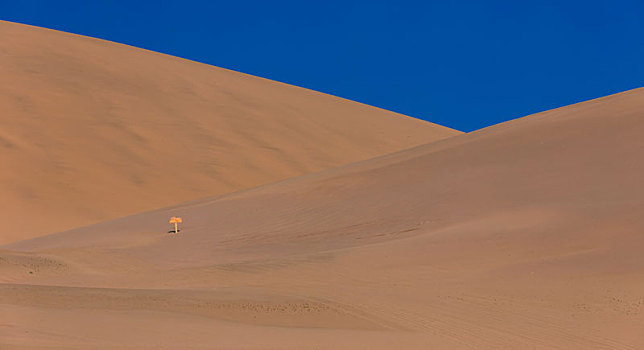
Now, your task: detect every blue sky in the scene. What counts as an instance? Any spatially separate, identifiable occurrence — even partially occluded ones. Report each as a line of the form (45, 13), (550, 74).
(2, 0), (643, 131)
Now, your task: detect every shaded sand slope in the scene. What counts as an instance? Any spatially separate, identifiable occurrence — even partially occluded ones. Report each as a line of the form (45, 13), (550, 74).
(3, 89), (644, 348)
(0, 20), (459, 244)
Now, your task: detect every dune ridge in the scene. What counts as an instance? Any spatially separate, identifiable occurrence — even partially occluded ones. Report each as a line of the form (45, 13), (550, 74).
(0, 20), (460, 244)
(3, 87), (644, 349)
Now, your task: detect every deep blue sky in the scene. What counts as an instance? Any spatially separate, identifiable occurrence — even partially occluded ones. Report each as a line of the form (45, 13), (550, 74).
(2, 1), (643, 131)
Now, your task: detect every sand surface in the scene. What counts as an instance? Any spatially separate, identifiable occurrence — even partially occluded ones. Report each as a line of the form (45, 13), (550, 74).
(3, 82), (644, 349)
(0, 20), (459, 244)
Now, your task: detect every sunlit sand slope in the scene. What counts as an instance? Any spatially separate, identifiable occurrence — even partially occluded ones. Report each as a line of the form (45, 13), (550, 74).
(3, 89), (643, 348)
(0, 20), (460, 244)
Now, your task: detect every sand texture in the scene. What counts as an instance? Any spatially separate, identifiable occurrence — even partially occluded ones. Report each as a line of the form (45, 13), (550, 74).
(3, 81), (644, 348)
(0, 20), (459, 244)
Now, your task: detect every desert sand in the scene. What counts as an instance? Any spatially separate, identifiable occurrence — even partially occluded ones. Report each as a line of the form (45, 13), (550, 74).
(0, 20), (459, 245)
(2, 21), (644, 350)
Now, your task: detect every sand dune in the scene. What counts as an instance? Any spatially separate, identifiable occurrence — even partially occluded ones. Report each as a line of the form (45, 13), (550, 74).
(3, 88), (643, 349)
(0, 20), (459, 244)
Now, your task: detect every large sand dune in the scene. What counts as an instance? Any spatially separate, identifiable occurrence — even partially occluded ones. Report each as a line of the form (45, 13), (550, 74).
(0, 20), (459, 244)
(3, 87), (643, 348)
